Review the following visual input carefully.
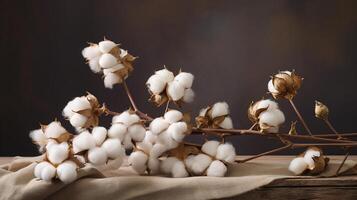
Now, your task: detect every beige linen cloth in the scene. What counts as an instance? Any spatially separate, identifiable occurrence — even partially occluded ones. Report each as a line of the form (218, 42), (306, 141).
(0, 156), (356, 200)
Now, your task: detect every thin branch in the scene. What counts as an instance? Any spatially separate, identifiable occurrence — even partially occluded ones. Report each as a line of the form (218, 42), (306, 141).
(236, 144), (292, 163)
(324, 118), (342, 139)
(122, 81), (138, 111)
(289, 99), (313, 136)
(335, 150), (350, 176)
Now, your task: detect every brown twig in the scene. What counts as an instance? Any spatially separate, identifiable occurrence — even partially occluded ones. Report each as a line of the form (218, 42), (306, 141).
(236, 144), (292, 163)
(335, 150), (350, 176)
(324, 118), (343, 139)
(289, 99), (313, 136)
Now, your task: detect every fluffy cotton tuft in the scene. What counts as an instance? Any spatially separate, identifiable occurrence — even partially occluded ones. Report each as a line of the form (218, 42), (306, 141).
(219, 117), (233, 129)
(303, 149), (321, 169)
(45, 121), (67, 139)
(112, 111), (140, 126)
(202, 140), (220, 157)
(104, 73), (120, 89)
(164, 110), (183, 124)
(63, 97), (91, 118)
(289, 157), (308, 175)
(174, 72), (194, 88)
(150, 143), (167, 158)
(146, 75), (166, 95)
(37, 162), (56, 181)
(88, 56), (101, 73)
(108, 123), (127, 140)
(211, 102), (229, 118)
(206, 160), (227, 177)
(56, 161), (78, 183)
(216, 143), (236, 163)
(143, 131), (157, 144)
(99, 53), (118, 68)
(46, 142), (69, 164)
(268, 79), (278, 93)
(88, 147), (108, 165)
(149, 117), (170, 135)
(82, 45), (101, 60)
(128, 124), (146, 142)
(157, 131), (179, 149)
(29, 129), (47, 151)
(167, 81), (185, 101)
(160, 157), (179, 174)
(171, 161), (189, 178)
(256, 99), (279, 111)
(102, 138), (125, 159)
(259, 109), (285, 127)
(92, 126), (107, 146)
(190, 154), (212, 175)
(182, 88), (195, 103)
(69, 113), (88, 128)
(72, 131), (96, 153)
(155, 68), (174, 83)
(128, 151), (149, 174)
(167, 122), (187, 142)
(98, 40), (117, 53)
(148, 158), (160, 174)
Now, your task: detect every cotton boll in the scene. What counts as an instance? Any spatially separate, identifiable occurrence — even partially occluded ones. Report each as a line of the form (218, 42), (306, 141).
(34, 161), (52, 179)
(146, 74), (166, 95)
(256, 99), (278, 111)
(150, 143), (167, 158)
(184, 155), (195, 171)
(108, 123), (127, 140)
(47, 142), (69, 164)
(82, 45), (101, 60)
(202, 140), (220, 157)
(63, 97), (91, 117)
(303, 149), (321, 169)
(143, 131), (157, 144)
(102, 138), (125, 159)
(112, 111), (140, 126)
(128, 151), (148, 174)
(174, 72), (194, 88)
(171, 161), (188, 178)
(268, 80), (278, 93)
(259, 109), (285, 127)
(88, 56), (101, 73)
(167, 122), (187, 142)
(164, 110), (183, 124)
(167, 81), (185, 101)
(69, 113), (88, 128)
(289, 157), (308, 175)
(199, 107), (209, 117)
(45, 121), (67, 139)
(128, 124), (146, 142)
(40, 163), (56, 181)
(103, 64), (124, 76)
(211, 102), (229, 118)
(191, 154), (212, 175)
(157, 131), (179, 149)
(56, 161), (78, 183)
(136, 142), (153, 154)
(155, 68), (174, 83)
(88, 147), (108, 165)
(182, 88), (195, 103)
(216, 143), (236, 163)
(99, 53), (118, 68)
(219, 117), (233, 129)
(104, 73), (120, 89)
(98, 40), (117, 53)
(148, 158), (160, 174)
(206, 160), (227, 177)
(123, 134), (134, 149)
(29, 129), (47, 150)
(160, 157), (179, 174)
(149, 117), (170, 135)
(92, 126), (107, 146)
(72, 131), (96, 153)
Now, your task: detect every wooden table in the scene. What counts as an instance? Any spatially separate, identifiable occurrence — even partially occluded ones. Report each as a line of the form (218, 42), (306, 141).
(1, 156), (356, 199)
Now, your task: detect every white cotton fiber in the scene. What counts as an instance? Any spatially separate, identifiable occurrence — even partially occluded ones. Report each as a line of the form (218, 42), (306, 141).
(112, 111), (140, 126)
(120, 49), (128, 58)
(92, 126), (107, 146)
(29, 129), (47, 150)
(184, 155), (195, 170)
(199, 107), (209, 117)
(167, 81), (185, 101)
(149, 117), (170, 135)
(256, 99), (278, 111)
(182, 88), (195, 103)
(103, 64), (124, 76)
(303, 149), (321, 169)
(202, 140), (220, 157)
(72, 131), (96, 153)
(164, 110), (183, 124)
(148, 157), (160, 174)
(123, 134), (134, 149)
(39, 162), (56, 181)
(88, 147), (108, 165)
(157, 131), (179, 149)
(155, 68), (174, 83)
(88, 56), (101, 73)
(34, 161), (53, 179)
(259, 109), (285, 126)
(191, 154), (212, 175)
(128, 124), (146, 142)
(143, 131), (157, 144)
(171, 161), (188, 178)
(82, 45), (101, 60)
(47, 142), (69, 164)
(63, 97), (91, 117)
(206, 160), (227, 177)
(160, 157), (179, 174)
(128, 151), (148, 174)
(69, 113), (88, 128)
(108, 123), (127, 140)
(99, 53), (118, 68)
(167, 122), (187, 142)
(146, 74), (166, 95)
(136, 142), (153, 154)
(98, 40), (117, 53)
(56, 161), (78, 183)
(268, 80), (278, 94)
(102, 138), (125, 159)
(150, 143), (167, 158)
(289, 157), (308, 175)
(211, 102), (229, 118)
(216, 143), (236, 163)
(45, 121), (66, 139)
(219, 117), (233, 129)
(174, 72), (194, 88)
(104, 73), (120, 89)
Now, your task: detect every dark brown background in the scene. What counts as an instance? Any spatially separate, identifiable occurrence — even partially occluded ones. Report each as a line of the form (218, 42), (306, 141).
(1, 0), (357, 156)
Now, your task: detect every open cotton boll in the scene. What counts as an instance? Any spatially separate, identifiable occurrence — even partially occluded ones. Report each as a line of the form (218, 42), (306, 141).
(160, 157), (179, 174)
(199, 107), (209, 117)
(219, 117), (233, 129)
(98, 40), (117, 53)
(45, 121), (67, 139)
(164, 110), (183, 124)
(216, 143), (236, 163)
(211, 102), (229, 118)
(112, 111), (140, 126)
(102, 138), (125, 159)
(303, 149), (321, 169)
(29, 129), (47, 150)
(39, 163), (56, 181)
(182, 88), (195, 103)
(128, 151), (149, 174)
(63, 97), (91, 118)
(202, 140), (220, 157)
(167, 122), (187, 142)
(92, 126), (107, 146)
(72, 131), (96, 153)
(146, 74), (166, 95)
(167, 81), (185, 101)
(150, 143), (167, 158)
(149, 117), (170, 135)
(206, 160), (227, 177)
(157, 131), (179, 149)
(143, 131), (157, 144)
(82, 45), (101, 60)
(88, 56), (101, 73)
(128, 124), (146, 142)
(104, 73), (120, 89)
(103, 64), (124, 76)
(259, 109), (285, 127)
(155, 68), (174, 83)
(148, 157), (160, 174)
(69, 113), (88, 128)
(256, 99), (278, 111)
(174, 72), (194, 88)
(191, 154), (212, 175)
(99, 53), (118, 69)
(289, 157), (308, 175)
(47, 142), (69, 164)
(88, 147), (108, 165)
(56, 161), (78, 184)
(108, 123), (127, 140)
(268, 80), (279, 93)
(136, 142), (153, 154)
(171, 161), (189, 178)
(34, 161), (53, 179)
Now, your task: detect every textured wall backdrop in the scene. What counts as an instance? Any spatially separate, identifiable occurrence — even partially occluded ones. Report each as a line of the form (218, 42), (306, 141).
(1, 0), (357, 156)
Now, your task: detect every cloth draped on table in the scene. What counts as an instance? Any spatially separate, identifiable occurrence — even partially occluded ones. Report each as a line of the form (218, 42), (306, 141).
(0, 156), (356, 200)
